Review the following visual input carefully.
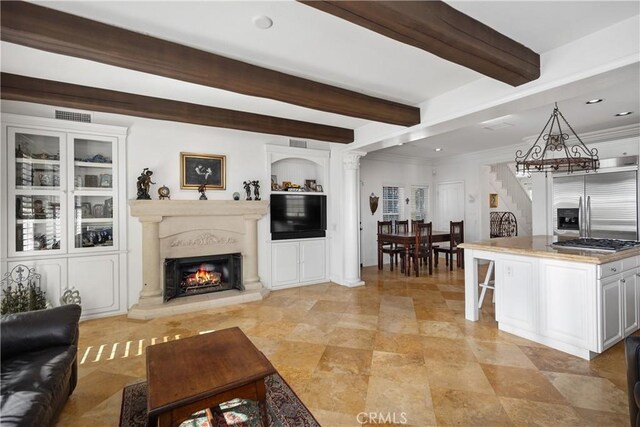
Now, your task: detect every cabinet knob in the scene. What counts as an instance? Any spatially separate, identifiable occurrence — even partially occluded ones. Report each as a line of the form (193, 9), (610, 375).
(621, 278), (626, 284)
(611, 267), (617, 272)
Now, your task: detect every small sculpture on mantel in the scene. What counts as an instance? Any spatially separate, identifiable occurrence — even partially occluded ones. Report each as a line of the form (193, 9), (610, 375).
(252, 180), (261, 201)
(136, 168), (155, 200)
(198, 182), (208, 200)
(243, 180), (252, 200)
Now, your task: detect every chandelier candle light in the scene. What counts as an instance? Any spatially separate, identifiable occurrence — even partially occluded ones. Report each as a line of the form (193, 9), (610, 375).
(515, 103), (599, 174)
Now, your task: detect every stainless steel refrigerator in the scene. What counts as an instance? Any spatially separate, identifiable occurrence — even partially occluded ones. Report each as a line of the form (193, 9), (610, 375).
(553, 157), (639, 240)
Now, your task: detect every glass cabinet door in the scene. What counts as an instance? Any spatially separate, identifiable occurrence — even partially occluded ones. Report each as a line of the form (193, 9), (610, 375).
(69, 135), (116, 252)
(10, 128), (65, 255)
(15, 194), (63, 252)
(73, 195), (114, 249)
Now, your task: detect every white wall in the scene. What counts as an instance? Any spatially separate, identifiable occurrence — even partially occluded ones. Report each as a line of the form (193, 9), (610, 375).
(1, 100), (348, 308)
(370, 131), (640, 246)
(359, 156), (433, 267)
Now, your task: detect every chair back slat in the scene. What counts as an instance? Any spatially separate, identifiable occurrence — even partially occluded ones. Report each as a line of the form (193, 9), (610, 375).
(450, 220), (464, 246)
(416, 222), (433, 252)
(396, 220), (409, 233)
(378, 220), (393, 234)
(411, 219), (424, 232)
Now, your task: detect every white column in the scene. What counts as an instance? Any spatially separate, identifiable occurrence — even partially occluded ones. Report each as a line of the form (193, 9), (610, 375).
(243, 214), (262, 291)
(343, 151), (366, 287)
(138, 216), (164, 305)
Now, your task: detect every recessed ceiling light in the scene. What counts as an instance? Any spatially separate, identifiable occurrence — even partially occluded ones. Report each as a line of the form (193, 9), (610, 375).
(615, 111), (633, 116)
(586, 99), (603, 104)
(252, 15), (273, 30)
(434, 148), (442, 152)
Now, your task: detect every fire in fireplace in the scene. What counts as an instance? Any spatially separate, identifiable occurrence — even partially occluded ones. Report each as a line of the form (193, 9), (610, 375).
(164, 253), (242, 302)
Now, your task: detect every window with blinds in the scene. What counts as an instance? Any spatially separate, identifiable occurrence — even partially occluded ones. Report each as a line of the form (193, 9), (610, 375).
(410, 186), (428, 220)
(382, 186), (402, 221)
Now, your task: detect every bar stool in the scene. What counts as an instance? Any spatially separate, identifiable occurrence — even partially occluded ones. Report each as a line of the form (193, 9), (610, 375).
(478, 260), (495, 308)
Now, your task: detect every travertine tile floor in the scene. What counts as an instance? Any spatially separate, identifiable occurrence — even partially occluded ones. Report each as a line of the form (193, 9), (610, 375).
(58, 264), (631, 426)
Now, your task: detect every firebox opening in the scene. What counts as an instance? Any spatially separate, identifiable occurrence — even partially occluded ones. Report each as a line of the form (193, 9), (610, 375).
(164, 253), (243, 302)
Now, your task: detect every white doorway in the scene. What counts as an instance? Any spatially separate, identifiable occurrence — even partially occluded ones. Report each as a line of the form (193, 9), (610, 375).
(436, 181), (465, 230)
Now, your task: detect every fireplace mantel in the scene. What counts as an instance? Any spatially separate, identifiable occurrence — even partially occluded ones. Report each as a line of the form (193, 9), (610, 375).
(128, 199), (269, 319)
(129, 200), (269, 217)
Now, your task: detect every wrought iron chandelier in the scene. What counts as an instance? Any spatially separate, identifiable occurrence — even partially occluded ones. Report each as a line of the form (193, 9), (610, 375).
(515, 103), (599, 174)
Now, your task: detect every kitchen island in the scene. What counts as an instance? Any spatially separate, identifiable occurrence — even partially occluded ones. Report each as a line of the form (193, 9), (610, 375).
(460, 235), (640, 359)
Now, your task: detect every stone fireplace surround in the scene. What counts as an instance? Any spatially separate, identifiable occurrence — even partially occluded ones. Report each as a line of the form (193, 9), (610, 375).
(128, 200), (270, 319)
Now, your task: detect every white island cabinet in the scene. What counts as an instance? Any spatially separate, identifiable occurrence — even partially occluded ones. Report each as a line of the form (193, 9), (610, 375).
(461, 236), (640, 360)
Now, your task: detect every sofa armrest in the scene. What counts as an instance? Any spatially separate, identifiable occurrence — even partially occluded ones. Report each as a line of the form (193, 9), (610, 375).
(625, 335), (640, 427)
(1, 304), (81, 360)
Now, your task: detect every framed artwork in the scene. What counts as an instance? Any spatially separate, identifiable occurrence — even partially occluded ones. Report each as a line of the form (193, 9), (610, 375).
(84, 175), (98, 188)
(305, 179), (317, 191)
(81, 202), (92, 218)
(92, 204), (104, 218)
(99, 174), (112, 188)
(489, 193), (499, 208)
(316, 184), (323, 193)
(180, 152), (226, 190)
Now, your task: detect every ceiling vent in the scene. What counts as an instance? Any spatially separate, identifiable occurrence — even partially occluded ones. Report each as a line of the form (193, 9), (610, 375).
(289, 139), (307, 149)
(483, 122), (513, 131)
(55, 110), (92, 123)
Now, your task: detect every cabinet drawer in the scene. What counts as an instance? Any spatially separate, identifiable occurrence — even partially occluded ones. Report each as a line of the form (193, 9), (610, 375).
(599, 261), (624, 279)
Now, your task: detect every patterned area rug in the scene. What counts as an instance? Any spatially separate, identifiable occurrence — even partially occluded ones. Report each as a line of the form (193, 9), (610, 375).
(119, 373), (319, 427)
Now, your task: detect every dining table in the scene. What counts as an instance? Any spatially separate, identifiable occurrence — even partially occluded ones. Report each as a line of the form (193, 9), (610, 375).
(377, 230), (450, 276)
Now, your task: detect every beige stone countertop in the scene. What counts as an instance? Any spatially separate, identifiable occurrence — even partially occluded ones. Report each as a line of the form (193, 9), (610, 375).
(459, 235), (640, 264)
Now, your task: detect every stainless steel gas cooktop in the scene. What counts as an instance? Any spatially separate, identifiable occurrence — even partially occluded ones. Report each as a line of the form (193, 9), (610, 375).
(552, 238), (640, 253)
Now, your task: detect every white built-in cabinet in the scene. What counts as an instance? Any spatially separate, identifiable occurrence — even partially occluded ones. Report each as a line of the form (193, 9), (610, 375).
(495, 258), (536, 332)
(1, 114), (128, 319)
(271, 238), (326, 288)
(265, 145), (330, 289)
(598, 258), (640, 350)
(491, 251), (640, 358)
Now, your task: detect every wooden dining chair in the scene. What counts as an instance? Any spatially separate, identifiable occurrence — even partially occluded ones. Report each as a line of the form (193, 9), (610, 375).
(395, 220), (409, 271)
(434, 220), (464, 271)
(411, 219), (424, 232)
(415, 222), (433, 276)
(377, 220), (395, 271)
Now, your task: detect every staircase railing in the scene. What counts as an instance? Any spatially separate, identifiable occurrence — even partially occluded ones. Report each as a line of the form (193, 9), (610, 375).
(490, 163), (532, 216)
(490, 211), (518, 237)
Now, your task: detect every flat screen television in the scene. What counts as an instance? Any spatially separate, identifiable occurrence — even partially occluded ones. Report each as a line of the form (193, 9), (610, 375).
(270, 194), (326, 240)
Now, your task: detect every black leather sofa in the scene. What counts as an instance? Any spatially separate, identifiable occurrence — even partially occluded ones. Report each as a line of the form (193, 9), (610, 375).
(1, 304), (81, 427)
(626, 335), (640, 427)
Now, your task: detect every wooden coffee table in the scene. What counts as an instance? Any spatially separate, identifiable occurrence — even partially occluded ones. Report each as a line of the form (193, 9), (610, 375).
(146, 327), (276, 427)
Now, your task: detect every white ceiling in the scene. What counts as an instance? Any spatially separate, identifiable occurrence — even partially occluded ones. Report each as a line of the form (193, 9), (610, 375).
(4, 1), (639, 153)
(381, 63), (640, 159)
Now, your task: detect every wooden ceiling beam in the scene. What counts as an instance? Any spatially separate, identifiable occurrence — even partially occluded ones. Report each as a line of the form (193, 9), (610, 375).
(0, 1), (420, 127)
(0, 73), (354, 144)
(299, 1), (540, 86)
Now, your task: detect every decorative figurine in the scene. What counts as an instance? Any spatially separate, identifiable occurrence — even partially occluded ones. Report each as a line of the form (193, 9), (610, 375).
(60, 288), (81, 305)
(233, 192), (240, 201)
(252, 180), (261, 201)
(158, 185), (171, 200)
(136, 168), (155, 200)
(243, 181), (252, 200)
(198, 182), (207, 200)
